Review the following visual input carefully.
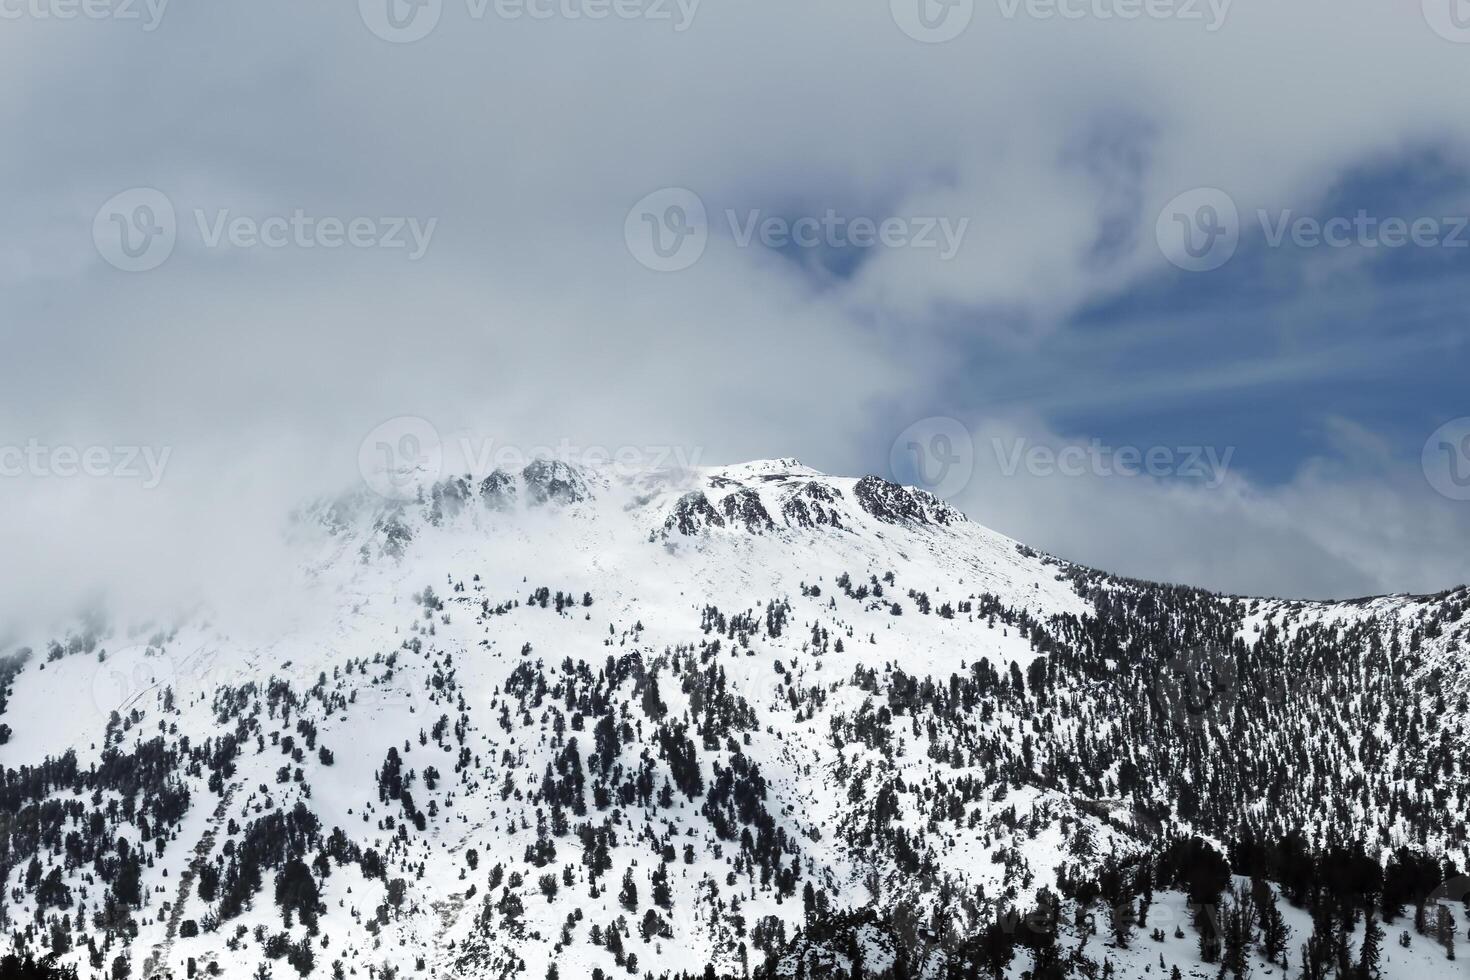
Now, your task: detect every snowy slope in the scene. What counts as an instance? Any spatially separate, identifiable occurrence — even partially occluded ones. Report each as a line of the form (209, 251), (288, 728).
(0, 457), (1465, 980)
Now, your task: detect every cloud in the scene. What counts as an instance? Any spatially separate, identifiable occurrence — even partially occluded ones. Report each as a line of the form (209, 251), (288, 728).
(0, 0), (1467, 625)
(950, 416), (1470, 600)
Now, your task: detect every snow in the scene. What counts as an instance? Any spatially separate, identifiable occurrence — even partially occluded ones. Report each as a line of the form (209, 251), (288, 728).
(0, 457), (1463, 980)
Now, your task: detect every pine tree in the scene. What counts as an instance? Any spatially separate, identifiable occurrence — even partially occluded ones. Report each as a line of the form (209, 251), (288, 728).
(1436, 905), (1457, 960)
(651, 860), (673, 910)
(1252, 878), (1289, 966)
(1358, 912), (1382, 978)
(619, 868), (638, 912)
(892, 939), (912, 980)
(1219, 889), (1251, 980)
(1107, 895), (1135, 949)
(641, 676), (666, 722)
(1195, 903), (1221, 964)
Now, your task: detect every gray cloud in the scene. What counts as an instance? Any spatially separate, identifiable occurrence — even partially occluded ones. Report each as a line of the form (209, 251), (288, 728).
(1, 0), (1468, 625)
(945, 417), (1470, 601)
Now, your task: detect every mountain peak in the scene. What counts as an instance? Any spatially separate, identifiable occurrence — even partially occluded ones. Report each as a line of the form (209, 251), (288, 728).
(5, 446), (1467, 980)
(706, 457), (820, 481)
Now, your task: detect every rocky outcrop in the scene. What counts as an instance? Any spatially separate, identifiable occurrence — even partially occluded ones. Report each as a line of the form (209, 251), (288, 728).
(719, 488), (776, 533)
(781, 481), (845, 529)
(428, 476), (473, 525)
(479, 470), (518, 511)
(854, 475), (962, 526)
(523, 459), (591, 506)
(664, 491), (726, 536)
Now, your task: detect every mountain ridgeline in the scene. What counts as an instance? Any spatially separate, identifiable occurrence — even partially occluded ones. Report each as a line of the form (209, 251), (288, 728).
(0, 458), (1465, 980)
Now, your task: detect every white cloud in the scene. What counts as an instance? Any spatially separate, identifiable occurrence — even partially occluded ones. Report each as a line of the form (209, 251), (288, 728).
(954, 417), (1470, 600)
(0, 0), (1466, 622)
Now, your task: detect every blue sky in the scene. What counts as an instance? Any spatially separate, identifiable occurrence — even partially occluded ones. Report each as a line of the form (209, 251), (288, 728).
(999, 177), (1470, 486)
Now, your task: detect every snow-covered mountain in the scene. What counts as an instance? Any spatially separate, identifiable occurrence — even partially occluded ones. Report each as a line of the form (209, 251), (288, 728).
(1, 457), (1466, 980)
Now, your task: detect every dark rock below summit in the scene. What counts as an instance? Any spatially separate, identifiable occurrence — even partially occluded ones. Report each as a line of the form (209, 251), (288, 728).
(522, 459), (591, 506)
(664, 491), (726, 536)
(719, 489), (776, 533)
(781, 481), (845, 529)
(479, 471), (517, 510)
(854, 475), (962, 526)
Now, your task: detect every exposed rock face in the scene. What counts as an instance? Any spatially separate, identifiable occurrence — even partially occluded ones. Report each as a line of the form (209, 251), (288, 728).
(478, 470), (518, 510)
(428, 476), (473, 525)
(337, 457), (966, 557)
(523, 459), (591, 506)
(910, 487), (964, 525)
(780, 481), (845, 530)
(719, 488), (776, 533)
(373, 510), (413, 558)
(663, 490), (726, 536)
(854, 475), (962, 526)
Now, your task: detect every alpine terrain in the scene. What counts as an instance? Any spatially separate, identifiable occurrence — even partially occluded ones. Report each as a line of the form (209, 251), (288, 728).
(0, 457), (1466, 980)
